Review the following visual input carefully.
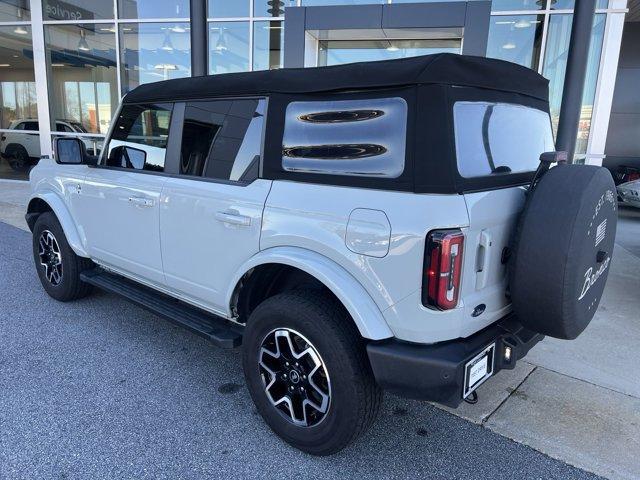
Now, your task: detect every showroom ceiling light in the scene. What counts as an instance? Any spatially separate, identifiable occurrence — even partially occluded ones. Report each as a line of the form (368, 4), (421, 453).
(502, 41), (516, 50)
(514, 19), (531, 29)
(161, 33), (174, 51)
(78, 30), (90, 52)
(386, 42), (399, 52)
(13, 25), (28, 35)
(214, 31), (228, 53)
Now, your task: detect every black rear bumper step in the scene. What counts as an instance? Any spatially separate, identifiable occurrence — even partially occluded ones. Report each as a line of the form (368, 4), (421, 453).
(80, 268), (242, 348)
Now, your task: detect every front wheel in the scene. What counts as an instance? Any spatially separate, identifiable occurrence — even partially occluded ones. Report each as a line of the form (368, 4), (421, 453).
(242, 290), (382, 455)
(32, 212), (94, 302)
(7, 146), (30, 171)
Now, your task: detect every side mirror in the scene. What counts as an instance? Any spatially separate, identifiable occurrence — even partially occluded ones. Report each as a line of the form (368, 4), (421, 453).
(54, 137), (86, 165)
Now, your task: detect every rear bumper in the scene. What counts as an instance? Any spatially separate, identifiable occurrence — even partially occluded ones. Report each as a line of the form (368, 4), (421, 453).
(366, 315), (543, 408)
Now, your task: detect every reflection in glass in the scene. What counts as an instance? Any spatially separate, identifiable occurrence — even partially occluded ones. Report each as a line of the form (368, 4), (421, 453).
(42, 0), (114, 21)
(550, 0), (609, 9)
(283, 97), (407, 178)
(0, 0), (30, 22)
(0, 26), (36, 129)
(253, 0), (295, 17)
(120, 23), (191, 93)
(490, 0), (543, 11)
(543, 14), (605, 156)
(253, 21), (283, 71)
(486, 15), (543, 69)
(317, 39), (461, 66)
(0, 131), (39, 174)
(209, 22), (250, 74)
(301, 0), (385, 5)
(208, 0), (249, 18)
(118, 0), (189, 19)
(45, 24), (118, 134)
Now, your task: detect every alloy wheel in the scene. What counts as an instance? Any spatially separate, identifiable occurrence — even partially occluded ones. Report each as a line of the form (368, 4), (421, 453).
(258, 328), (331, 427)
(38, 230), (63, 286)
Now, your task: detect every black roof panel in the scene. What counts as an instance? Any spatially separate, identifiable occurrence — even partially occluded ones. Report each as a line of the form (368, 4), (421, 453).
(123, 53), (549, 104)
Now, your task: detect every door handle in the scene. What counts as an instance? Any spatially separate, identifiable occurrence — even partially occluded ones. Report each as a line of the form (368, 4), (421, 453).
(128, 196), (154, 208)
(215, 211), (251, 226)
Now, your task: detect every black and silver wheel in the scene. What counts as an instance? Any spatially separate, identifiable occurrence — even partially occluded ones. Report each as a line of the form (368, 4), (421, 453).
(7, 145), (30, 172)
(243, 289), (382, 455)
(259, 328), (331, 427)
(32, 212), (94, 302)
(37, 230), (63, 286)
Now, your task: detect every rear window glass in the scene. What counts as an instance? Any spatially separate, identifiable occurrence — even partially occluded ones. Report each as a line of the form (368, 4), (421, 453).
(282, 97), (407, 178)
(453, 102), (554, 178)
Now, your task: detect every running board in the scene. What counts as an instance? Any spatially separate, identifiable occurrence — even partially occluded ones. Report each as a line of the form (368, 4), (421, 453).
(80, 268), (242, 348)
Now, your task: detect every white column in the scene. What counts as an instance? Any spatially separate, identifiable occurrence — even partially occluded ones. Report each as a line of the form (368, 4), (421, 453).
(29, 0), (53, 159)
(586, 0), (628, 166)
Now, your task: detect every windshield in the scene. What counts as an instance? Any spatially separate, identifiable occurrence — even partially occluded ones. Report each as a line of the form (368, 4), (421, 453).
(453, 101), (555, 178)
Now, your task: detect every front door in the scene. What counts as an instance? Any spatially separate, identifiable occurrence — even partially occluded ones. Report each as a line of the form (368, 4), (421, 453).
(77, 103), (174, 286)
(160, 98), (270, 313)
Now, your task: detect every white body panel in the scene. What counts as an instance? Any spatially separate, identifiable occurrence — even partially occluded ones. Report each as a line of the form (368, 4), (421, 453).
(76, 167), (167, 285)
(159, 178), (272, 312)
(261, 181), (477, 343)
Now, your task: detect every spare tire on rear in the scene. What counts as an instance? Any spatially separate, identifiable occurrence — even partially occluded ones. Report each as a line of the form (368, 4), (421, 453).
(510, 164), (617, 340)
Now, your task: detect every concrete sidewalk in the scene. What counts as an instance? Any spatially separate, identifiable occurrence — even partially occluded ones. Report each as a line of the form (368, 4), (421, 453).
(1, 179), (639, 479)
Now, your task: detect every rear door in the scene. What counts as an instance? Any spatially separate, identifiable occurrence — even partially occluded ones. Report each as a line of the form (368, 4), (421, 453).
(159, 98), (270, 313)
(452, 101), (555, 333)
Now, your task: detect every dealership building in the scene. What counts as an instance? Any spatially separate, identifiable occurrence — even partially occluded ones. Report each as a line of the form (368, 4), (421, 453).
(0, 0), (637, 181)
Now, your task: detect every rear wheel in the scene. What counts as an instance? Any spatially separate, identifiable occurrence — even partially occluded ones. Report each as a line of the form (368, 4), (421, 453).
(242, 290), (382, 455)
(32, 212), (94, 301)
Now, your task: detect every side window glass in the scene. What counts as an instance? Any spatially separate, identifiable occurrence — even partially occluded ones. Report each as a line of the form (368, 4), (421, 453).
(56, 123), (73, 133)
(23, 121), (39, 131)
(282, 97), (407, 178)
(105, 103), (172, 172)
(179, 98), (265, 183)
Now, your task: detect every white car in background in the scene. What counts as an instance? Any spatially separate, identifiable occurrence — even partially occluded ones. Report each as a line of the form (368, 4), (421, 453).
(0, 119), (98, 171)
(612, 166), (640, 208)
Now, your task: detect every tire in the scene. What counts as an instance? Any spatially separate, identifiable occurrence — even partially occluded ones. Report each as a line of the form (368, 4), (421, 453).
(242, 289), (382, 455)
(509, 164), (618, 339)
(32, 212), (94, 302)
(7, 145), (30, 172)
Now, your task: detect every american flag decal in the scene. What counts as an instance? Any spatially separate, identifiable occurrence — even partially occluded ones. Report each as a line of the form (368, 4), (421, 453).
(595, 219), (607, 247)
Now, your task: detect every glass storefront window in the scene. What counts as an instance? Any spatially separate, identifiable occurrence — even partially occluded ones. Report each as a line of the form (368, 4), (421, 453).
(543, 13), (605, 156)
(209, 22), (250, 74)
(490, 0), (543, 11)
(42, 0), (114, 21)
(254, 0), (294, 17)
(45, 24), (118, 134)
(0, 131), (40, 179)
(253, 21), (283, 70)
(0, 26), (37, 129)
(120, 23), (191, 93)
(550, 0), (609, 10)
(208, 0), (249, 18)
(317, 39), (461, 66)
(486, 15), (543, 70)
(118, 0), (189, 19)
(302, 0), (385, 5)
(0, 0), (30, 22)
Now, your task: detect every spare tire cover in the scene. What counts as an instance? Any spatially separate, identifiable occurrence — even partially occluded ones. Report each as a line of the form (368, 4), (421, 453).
(510, 164), (617, 340)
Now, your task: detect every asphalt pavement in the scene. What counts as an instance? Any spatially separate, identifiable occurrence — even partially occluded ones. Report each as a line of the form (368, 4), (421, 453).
(0, 220), (602, 480)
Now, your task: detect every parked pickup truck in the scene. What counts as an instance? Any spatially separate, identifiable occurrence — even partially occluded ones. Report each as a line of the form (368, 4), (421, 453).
(26, 54), (617, 455)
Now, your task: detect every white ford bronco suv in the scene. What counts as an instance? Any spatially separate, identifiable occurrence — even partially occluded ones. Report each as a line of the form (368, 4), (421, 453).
(26, 54), (617, 455)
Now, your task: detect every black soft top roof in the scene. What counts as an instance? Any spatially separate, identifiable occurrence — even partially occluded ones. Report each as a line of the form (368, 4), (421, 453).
(123, 53), (549, 104)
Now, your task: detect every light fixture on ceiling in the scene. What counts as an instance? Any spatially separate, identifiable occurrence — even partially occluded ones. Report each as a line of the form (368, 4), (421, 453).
(99, 27), (116, 33)
(214, 29), (227, 53)
(51, 63), (66, 67)
(514, 19), (531, 28)
(154, 63), (178, 70)
(161, 33), (174, 51)
(0, 64), (11, 67)
(170, 25), (186, 33)
(78, 30), (90, 52)
(14, 25), (28, 35)
(502, 41), (516, 50)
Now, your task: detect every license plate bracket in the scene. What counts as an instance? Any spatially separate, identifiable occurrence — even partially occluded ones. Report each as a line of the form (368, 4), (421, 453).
(463, 343), (495, 399)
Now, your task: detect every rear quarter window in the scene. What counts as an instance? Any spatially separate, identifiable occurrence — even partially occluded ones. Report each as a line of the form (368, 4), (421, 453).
(282, 97), (407, 178)
(453, 101), (555, 178)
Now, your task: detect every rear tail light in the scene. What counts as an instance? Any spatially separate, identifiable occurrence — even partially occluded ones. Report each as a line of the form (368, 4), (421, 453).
(423, 229), (464, 310)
